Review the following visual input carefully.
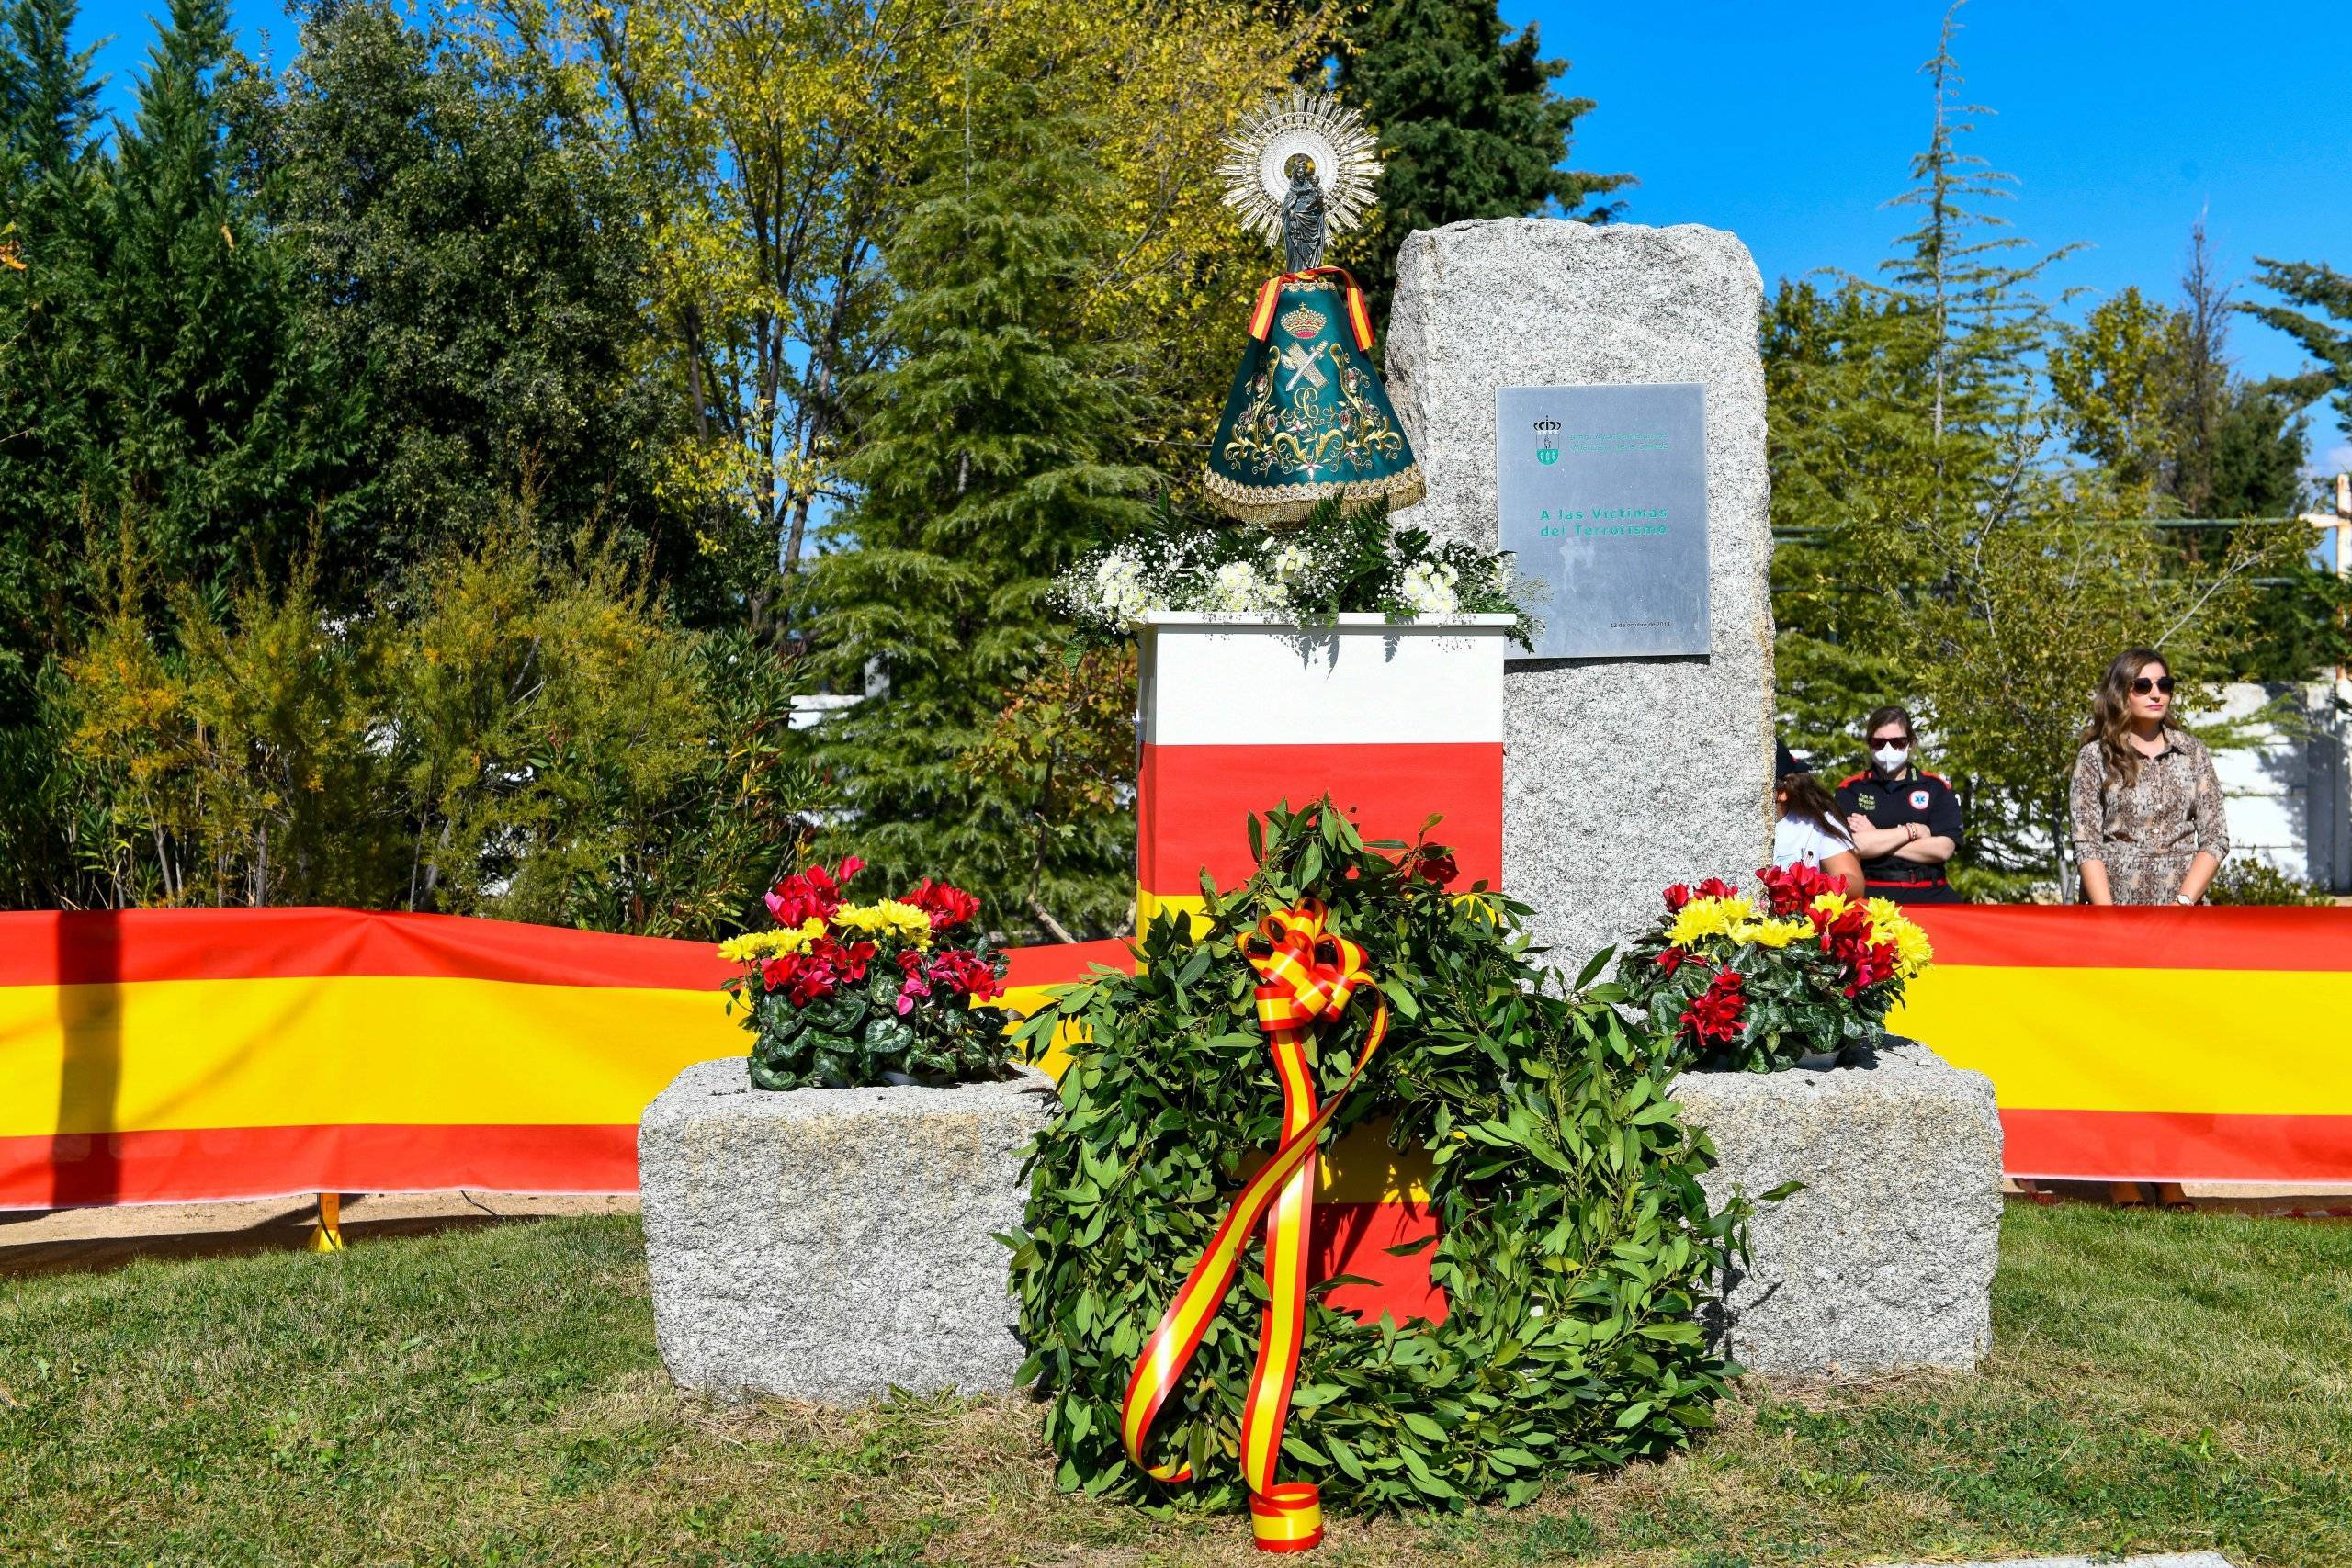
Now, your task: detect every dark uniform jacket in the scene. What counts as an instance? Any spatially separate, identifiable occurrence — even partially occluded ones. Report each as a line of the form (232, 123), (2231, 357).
(1834, 765), (1964, 903)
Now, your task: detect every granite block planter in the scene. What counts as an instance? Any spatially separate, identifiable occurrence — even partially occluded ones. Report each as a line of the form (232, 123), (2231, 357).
(1670, 1039), (2003, 1378)
(639, 1057), (1055, 1404)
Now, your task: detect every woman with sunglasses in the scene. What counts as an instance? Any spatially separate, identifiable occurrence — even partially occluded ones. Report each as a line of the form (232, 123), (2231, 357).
(2069, 647), (2229, 908)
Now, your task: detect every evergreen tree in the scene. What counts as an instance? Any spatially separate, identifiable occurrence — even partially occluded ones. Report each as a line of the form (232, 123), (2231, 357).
(1335, 0), (1625, 318)
(804, 71), (1156, 941)
(0, 0), (107, 689)
(97, 0), (358, 595)
(247, 4), (685, 606)
(1764, 3), (2282, 894)
(2, 0), (99, 176)
(2242, 255), (2352, 430)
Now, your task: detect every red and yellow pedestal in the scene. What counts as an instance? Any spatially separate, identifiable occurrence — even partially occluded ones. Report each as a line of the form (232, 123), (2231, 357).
(1133, 611), (1512, 1321)
(1136, 612), (1510, 929)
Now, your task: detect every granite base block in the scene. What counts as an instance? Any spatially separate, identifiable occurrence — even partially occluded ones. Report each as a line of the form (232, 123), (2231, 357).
(1671, 1040), (2004, 1377)
(639, 1057), (1055, 1404)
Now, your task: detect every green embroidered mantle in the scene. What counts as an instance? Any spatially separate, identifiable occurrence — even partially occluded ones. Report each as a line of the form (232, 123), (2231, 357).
(1204, 274), (1424, 527)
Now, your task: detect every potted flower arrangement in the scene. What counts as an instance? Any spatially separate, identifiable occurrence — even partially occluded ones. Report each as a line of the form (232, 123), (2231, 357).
(1619, 862), (1936, 1072)
(639, 858), (1050, 1405)
(716, 857), (1013, 1089)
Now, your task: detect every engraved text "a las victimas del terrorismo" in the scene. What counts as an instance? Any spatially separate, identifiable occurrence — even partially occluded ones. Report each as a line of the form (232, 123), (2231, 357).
(1535, 507), (1671, 538)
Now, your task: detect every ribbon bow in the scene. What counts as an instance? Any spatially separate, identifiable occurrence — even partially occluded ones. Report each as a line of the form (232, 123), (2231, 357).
(1120, 900), (1391, 1552)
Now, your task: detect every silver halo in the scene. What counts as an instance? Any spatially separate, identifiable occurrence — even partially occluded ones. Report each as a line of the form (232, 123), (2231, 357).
(1216, 89), (1380, 254)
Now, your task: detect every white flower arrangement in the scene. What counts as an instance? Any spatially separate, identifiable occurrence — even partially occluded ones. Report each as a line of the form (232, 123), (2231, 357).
(1053, 501), (1540, 649)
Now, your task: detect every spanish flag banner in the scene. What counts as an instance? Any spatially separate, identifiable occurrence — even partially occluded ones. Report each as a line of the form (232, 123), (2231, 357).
(0, 909), (745, 1209)
(1893, 905), (2352, 1184)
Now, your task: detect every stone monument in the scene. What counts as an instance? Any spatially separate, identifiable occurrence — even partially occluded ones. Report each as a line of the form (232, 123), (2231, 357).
(1386, 219), (1776, 964)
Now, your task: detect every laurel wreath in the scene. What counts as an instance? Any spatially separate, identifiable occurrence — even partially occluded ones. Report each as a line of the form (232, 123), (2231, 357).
(1004, 802), (1747, 1513)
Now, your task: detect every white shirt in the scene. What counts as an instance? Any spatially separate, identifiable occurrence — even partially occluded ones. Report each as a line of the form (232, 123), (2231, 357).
(1773, 813), (1853, 872)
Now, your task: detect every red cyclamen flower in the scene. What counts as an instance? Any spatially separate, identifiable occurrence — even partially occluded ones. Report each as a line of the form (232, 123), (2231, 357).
(928, 948), (1003, 1001)
(902, 877), (981, 932)
(762, 951), (836, 1007)
(1677, 968), (1747, 1047)
(1756, 861), (1842, 917)
(764, 855), (866, 926)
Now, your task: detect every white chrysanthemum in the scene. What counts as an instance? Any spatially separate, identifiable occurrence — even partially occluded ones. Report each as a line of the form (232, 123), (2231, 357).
(1268, 541), (1318, 592)
(1086, 548), (1165, 624)
(1398, 559), (1460, 617)
(1203, 558), (1286, 615)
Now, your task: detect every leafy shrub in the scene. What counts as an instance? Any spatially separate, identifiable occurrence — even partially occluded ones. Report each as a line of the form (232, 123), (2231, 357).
(2204, 857), (2333, 907)
(17, 526), (827, 931)
(1006, 801), (1743, 1513)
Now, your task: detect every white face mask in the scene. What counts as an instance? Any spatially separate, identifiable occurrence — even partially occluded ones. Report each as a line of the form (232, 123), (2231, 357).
(1871, 743), (1909, 773)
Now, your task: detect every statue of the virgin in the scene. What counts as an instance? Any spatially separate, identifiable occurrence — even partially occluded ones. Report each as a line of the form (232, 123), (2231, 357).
(1204, 91), (1425, 527)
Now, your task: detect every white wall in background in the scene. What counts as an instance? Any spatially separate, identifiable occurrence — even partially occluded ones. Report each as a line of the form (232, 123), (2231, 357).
(2206, 682), (2351, 893)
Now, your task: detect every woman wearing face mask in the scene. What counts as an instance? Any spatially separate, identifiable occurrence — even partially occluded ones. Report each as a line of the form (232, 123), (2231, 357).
(1835, 705), (1964, 903)
(2070, 647), (2228, 908)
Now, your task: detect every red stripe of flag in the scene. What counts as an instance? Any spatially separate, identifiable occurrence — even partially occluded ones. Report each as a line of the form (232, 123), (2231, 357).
(1138, 742), (1503, 895)
(1904, 905), (2352, 972)
(0, 908), (736, 990)
(2003, 1108), (2352, 1184)
(1, 1122), (639, 1209)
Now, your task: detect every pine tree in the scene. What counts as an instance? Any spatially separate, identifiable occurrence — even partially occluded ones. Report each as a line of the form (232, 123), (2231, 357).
(2241, 255), (2352, 431)
(2, 0), (99, 178)
(803, 71), (1156, 941)
(0, 0), (107, 689)
(1335, 0), (1626, 319)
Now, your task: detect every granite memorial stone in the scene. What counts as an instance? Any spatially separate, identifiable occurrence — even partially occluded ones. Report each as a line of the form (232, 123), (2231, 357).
(1670, 1040), (2004, 1377)
(1387, 219), (1776, 964)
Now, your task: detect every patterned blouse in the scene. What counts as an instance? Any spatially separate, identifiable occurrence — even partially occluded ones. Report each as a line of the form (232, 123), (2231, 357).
(2067, 730), (2230, 905)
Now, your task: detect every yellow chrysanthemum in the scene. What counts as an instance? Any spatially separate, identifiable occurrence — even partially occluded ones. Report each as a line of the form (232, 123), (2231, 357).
(831, 898), (935, 947)
(1809, 892), (1852, 924)
(1855, 897), (1935, 980)
(1666, 895), (1752, 947)
(1730, 916), (1815, 949)
(715, 915), (828, 964)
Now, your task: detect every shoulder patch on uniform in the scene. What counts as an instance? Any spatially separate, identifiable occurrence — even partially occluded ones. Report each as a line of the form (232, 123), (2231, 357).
(1836, 771), (1867, 788)
(1919, 772), (1949, 786)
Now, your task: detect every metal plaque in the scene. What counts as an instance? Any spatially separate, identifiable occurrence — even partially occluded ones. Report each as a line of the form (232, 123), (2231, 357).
(1496, 383), (1710, 660)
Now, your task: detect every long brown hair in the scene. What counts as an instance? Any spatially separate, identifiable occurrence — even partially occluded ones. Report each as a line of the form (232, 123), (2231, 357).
(2078, 646), (2174, 787)
(1777, 773), (1850, 843)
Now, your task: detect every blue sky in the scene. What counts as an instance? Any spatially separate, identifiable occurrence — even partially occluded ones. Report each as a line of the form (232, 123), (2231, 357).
(67, 0), (2352, 475)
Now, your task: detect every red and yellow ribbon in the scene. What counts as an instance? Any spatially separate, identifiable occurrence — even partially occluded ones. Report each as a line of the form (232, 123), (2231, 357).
(1119, 901), (1391, 1552)
(1246, 267), (1376, 351)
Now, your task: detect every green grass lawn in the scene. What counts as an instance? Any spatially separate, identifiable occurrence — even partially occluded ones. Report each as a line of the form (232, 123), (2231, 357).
(3, 1202), (2347, 1567)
